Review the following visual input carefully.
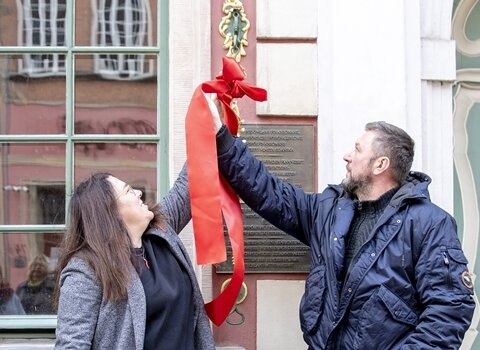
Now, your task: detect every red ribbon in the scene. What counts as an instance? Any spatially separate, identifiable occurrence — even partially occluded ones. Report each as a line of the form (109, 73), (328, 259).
(202, 57), (267, 135)
(185, 57), (267, 326)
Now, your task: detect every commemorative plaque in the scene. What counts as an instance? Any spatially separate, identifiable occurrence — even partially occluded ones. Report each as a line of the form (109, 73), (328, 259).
(216, 124), (314, 273)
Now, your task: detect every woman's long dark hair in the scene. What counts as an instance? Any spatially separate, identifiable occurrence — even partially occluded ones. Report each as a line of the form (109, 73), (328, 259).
(54, 173), (167, 307)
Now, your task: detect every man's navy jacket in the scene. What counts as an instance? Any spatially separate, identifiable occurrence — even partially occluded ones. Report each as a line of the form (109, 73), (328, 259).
(216, 127), (475, 350)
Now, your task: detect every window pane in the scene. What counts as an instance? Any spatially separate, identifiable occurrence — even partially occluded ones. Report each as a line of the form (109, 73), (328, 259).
(0, 55), (66, 135)
(76, 0), (158, 47)
(0, 2), (19, 46)
(0, 232), (62, 315)
(75, 52), (157, 81)
(0, 143), (66, 225)
(75, 55), (157, 134)
(0, 1), (67, 48)
(74, 143), (157, 204)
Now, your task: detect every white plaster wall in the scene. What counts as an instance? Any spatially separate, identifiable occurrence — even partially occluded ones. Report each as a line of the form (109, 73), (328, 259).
(315, 0), (454, 212)
(317, 0), (415, 188)
(257, 280), (305, 350)
(169, 0), (212, 299)
(257, 0), (318, 38)
(256, 43), (318, 116)
(418, 0), (456, 213)
(256, 0), (318, 117)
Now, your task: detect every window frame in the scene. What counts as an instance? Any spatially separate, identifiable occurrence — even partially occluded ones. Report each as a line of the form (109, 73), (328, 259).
(17, 0), (68, 77)
(92, 0), (155, 80)
(0, 0), (169, 331)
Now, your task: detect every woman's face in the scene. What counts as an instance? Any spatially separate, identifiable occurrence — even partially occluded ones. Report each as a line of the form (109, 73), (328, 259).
(29, 259), (48, 282)
(108, 176), (154, 239)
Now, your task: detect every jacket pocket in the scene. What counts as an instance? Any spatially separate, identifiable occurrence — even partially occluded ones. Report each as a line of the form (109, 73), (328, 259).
(427, 246), (473, 295)
(443, 247), (473, 293)
(299, 264), (326, 335)
(377, 285), (418, 326)
(354, 285), (418, 350)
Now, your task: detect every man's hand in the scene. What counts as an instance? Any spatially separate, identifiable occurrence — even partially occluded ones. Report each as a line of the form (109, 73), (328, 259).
(204, 92), (223, 133)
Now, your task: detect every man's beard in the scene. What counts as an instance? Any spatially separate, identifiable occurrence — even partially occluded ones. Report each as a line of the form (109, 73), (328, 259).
(341, 172), (373, 198)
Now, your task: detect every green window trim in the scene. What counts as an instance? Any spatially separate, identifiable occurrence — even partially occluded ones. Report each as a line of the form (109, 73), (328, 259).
(0, 0), (169, 332)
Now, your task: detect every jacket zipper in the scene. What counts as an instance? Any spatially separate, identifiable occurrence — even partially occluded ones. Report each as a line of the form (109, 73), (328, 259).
(341, 206), (400, 296)
(442, 251), (452, 288)
(342, 215), (388, 286)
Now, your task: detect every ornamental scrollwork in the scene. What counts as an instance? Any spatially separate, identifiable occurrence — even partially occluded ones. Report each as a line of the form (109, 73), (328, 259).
(219, 0), (250, 62)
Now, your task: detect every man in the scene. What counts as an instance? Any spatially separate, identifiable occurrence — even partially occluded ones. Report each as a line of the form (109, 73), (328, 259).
(207, 95), (475, 350)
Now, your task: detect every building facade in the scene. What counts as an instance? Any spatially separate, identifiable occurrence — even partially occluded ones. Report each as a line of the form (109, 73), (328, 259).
(0, 1), (478, 349)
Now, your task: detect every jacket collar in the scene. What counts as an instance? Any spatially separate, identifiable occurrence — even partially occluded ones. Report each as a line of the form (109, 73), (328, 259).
(328, 170), (431, 207)
(389, 171), (431, 208)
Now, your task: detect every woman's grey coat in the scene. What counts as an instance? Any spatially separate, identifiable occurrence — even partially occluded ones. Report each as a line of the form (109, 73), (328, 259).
(55, 168), (216, 349)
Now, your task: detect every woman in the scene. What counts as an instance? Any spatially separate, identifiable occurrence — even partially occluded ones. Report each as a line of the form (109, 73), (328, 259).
(54, 167), (215, 350)
(16, 254), (55, 314)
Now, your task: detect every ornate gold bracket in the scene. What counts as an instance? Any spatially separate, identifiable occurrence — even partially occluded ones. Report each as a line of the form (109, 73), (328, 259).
(218, 0), (249, 135)
(219, 0), (250, 63)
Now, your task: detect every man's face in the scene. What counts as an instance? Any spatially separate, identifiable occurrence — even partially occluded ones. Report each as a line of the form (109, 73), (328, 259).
(342, 131), (378, 196)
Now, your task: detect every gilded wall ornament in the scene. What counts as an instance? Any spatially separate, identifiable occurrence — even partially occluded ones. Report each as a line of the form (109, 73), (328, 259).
(219, 0), (250, 62)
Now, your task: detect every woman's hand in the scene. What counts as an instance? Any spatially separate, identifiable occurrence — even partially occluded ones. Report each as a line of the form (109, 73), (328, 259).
(204, 92), (224, 133)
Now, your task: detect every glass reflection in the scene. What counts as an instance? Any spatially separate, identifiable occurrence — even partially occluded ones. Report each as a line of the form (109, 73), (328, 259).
(0, 0), (67, 48)
(0, 55), (66, 135)
(1, 0), (158, 47)
(74, 142), (157, 204)
(75, 0), (158, 47)
(75, 55), (157, 134)
(0, 143), (65, 225)
(0, 232), (63, 315)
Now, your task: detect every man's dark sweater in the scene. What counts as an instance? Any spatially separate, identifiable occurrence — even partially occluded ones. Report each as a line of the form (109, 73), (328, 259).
(344, 186), (399, 273)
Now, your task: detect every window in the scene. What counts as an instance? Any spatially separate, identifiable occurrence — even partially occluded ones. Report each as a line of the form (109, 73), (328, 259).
(93, 0), (154, 80)
(18, 0), (67, 77)
(0, 0), (167, 330)
(37, 185), (65, 225)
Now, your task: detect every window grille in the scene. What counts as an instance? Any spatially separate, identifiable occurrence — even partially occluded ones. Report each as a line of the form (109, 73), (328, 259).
(18, 0), (67, 77)
(93, 0), (154, 80)
(0, 0), (168, 330)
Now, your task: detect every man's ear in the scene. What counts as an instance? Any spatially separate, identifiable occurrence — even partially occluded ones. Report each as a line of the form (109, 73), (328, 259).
(373, 156), (390, 175)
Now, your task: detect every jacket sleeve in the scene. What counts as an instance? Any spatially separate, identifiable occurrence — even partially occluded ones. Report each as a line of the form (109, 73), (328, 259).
(401, 213), (475, 349)
(54, 259), (102, 350)
(216, 126), (316, 245)
(159, 164), (191, 234)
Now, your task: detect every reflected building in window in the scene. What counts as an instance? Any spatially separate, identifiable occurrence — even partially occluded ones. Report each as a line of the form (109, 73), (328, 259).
(18, 0), (67, 77)
(93, 0), (155, 80)
(0, 0), (159, 315)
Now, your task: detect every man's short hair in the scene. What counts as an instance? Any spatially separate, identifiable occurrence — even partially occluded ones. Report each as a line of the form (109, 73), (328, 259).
(365, 121), (415, 184)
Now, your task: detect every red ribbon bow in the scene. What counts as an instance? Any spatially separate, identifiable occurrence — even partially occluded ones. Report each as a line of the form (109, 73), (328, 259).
(202, 57), (267, 135)
(185, 57), (267, 326)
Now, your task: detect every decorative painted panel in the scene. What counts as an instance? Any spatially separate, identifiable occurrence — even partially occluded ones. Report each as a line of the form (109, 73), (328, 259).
(453, 0), (480, 348)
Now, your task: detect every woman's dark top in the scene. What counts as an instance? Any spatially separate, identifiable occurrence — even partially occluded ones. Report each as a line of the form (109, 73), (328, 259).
(15, 277), (55, 314)
(135, 236), (195, 350)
